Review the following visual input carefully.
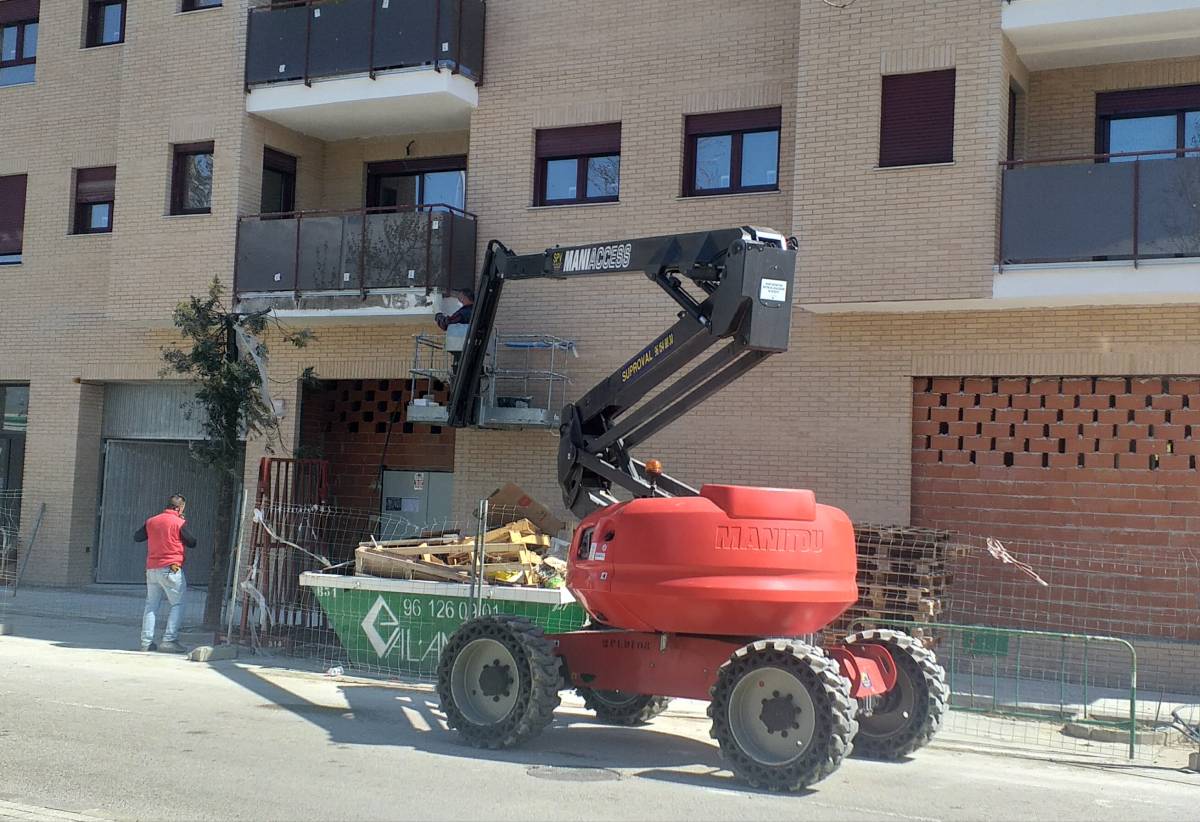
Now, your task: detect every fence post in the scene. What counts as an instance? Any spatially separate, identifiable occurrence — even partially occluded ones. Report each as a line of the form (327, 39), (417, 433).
(224, 488), (250, 644)
(1127, 643), (1138, 761)
(1132, 159), (1141, 268)
(472, 498), (488, 617)
(293, 213), (303, 301)
(13, 502), (45, 593)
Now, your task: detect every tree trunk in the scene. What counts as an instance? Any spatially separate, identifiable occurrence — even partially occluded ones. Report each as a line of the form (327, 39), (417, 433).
(202, 472), (237, 630)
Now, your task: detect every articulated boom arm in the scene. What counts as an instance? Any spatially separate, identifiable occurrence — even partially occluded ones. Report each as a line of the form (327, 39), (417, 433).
(446, 226), (798, 518)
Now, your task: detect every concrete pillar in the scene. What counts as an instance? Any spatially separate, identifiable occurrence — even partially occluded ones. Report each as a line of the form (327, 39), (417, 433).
(20, 375), (104, 586)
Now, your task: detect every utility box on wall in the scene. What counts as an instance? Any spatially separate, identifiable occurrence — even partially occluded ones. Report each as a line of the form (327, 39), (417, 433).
(380, 470), (453, 538)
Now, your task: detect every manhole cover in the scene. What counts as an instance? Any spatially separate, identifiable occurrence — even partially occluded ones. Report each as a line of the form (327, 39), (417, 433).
(526, 766), (621, 783)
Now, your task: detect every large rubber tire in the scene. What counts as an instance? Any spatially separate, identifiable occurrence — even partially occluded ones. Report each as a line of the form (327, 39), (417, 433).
(844, 629), (947, 760)
(708, 639), (857, 792)
(436, 615), (562, 749)
(576, 688), (672, 726)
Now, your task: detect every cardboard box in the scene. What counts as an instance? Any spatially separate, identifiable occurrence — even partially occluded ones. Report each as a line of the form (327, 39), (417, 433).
(486, 482), (567, 537)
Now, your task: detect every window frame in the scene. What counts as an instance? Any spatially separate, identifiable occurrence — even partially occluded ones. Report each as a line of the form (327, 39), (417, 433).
(180, 0), (222, 12)
(536, 152), (620, 206)
(0, 18), (38, 81)
(682, 108), (781, 197)
(1095, 85), (1200, 160)
(170, 142), (214, 216)
(533, 123), (622, 206)
(365, 155), (468, 211)
(878, 69), (957, 169)
(75, 201), (113, 234)
(85, 0), (126, 48)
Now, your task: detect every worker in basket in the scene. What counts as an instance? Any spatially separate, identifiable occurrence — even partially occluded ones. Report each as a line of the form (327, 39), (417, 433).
(435, 287), (474, 375)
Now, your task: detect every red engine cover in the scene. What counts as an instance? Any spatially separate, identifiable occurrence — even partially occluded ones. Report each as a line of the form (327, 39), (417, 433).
(567, 484), (857, 637)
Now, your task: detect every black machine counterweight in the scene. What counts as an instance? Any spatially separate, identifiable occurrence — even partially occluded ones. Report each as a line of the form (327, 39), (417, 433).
(444, 226), (798, 518)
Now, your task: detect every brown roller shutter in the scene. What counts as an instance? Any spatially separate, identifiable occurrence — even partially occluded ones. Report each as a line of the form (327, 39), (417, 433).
(535, 123), (621, 159)
(685, 107), (781, 136)
(263, 148), (297, 175)
(0, 0), (39, 24)
(0, 174), (27, 256)
(76, 166), (115, 204)
(1097, 84), (1200, 117)
(879, 69), (956, 168)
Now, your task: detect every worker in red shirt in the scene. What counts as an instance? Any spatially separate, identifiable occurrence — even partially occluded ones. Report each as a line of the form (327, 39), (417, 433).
(134, 494), (197, 653)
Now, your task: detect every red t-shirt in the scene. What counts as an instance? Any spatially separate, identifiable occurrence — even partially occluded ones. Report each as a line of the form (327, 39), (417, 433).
(141, 509), (192, 569)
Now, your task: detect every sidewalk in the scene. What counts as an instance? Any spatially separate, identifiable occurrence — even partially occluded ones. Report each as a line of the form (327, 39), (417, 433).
(1, 583), (208, 631)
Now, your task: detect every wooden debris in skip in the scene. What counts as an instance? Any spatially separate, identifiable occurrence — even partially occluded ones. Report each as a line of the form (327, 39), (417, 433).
(354, 517), (564, 588)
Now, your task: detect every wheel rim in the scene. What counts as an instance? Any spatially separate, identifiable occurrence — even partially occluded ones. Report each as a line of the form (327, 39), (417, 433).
(450, 637), (520, 725)
(593, 690), (641, 708)
(859, 658), (917, 738)
(728, 666), (816, 766)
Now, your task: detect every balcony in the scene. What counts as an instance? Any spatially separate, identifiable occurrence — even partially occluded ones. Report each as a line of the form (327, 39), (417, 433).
(244, 0), (485, 140)
(998, 150), (1200, 305)
(234, 205), (477, 319)
(1002, 0), (1200, 70)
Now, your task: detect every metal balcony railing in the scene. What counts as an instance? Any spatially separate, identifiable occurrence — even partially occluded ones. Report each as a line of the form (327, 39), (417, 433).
(234, 204), (477, 298)
(1000, 148), (1200, 266)
(245, 0), (485, 89)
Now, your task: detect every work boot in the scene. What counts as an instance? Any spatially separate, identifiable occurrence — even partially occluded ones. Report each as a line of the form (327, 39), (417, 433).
(141, 642), (158, 652)
(157, 640), (188, 654)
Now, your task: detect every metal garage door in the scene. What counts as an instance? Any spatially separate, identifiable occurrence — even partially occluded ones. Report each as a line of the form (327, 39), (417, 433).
(95, 440), (225, 584)
(95, 383), (244, 584)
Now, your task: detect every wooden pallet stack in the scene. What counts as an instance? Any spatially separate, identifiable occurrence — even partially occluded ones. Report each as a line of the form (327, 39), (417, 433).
(354, 518), (566, 588)
(830, 525), (960, 641)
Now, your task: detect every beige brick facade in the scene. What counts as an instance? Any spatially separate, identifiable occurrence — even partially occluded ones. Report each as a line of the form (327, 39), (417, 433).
(3, 0), (1199, 588)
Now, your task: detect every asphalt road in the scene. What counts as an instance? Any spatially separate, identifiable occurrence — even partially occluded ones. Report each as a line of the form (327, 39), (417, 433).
(1, 616), (1196, 821)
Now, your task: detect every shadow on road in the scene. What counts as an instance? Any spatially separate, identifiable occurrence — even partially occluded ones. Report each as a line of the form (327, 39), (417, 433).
(208, 658), (730, 779)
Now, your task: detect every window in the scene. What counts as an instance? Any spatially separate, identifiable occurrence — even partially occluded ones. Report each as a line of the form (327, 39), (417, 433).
(86, 1), (125, 47)
(0, 384), (29, 432)
(366, 157), (467, 212)
(1097, 84), (1200, 161)
(181, 0), (221, 12)
(0, 174), (27, 264)
(0, 1), (38, 87)
(534, 123), (621, 205)
(879, 69), (956, 168)
(683, 108), (780, 196)
(170, 142), (214, 215)
(74, 166), (115, 234)
(260, 148), (296, 214)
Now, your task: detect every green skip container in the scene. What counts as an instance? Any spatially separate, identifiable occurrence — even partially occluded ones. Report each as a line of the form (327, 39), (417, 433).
(300, 571), (588, 677)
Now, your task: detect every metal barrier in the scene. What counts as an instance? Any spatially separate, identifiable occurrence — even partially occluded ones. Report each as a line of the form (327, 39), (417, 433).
(862, 619), (1142, 760)
(235, 205), (477, 299)
(245, 0), (486, 89)
(999, 147), (1200, 266)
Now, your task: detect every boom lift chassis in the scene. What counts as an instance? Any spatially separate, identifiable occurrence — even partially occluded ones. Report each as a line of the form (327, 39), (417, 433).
(433, 227), (947, 791)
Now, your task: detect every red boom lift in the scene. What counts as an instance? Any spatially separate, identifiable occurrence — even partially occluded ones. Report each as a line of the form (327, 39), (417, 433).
(435, 227), (947, 790)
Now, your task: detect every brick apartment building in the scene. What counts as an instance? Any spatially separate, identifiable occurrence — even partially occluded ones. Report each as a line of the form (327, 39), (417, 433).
(1, 0), (1198, 649)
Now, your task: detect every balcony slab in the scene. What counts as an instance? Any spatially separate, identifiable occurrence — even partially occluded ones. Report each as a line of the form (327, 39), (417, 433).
(236, 288), (453, 323)
(1003, 0), (1200, 70)
(246, 69), (478, 140)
